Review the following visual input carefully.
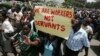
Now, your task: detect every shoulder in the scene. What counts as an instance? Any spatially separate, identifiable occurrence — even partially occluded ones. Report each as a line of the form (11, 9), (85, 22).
(31, 32), (38, 37)
(30, 32), (38, 40)
(87, 25), (93, 30)
(3, 19), (10, 25)
(79, 28), (87, 35)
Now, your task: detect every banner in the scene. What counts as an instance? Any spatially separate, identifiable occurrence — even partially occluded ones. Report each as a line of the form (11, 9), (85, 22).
(34, 6), (74, 39)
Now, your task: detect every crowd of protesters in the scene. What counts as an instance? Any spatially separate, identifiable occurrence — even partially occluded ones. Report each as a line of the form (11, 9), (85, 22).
(75, 8), (100, 40)
(0, 2), (100, 56)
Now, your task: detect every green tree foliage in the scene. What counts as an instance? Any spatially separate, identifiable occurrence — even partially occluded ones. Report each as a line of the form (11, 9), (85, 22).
(95, 0), (100, 2)
(86, 2), (100, 9)
(0, 3), (12, 9)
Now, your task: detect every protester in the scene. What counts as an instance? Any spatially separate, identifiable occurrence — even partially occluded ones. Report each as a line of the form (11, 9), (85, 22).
(40, 34), (62, 56)
(14, 5), (23, 23)
(82, 17), (93, 41)
(64, 19), (90, 56)
(0, 9), (14, 56)
(14, 23), (40, 56)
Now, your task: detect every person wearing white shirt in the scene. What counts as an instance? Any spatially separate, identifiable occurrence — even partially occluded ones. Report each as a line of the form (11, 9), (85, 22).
(0, 11), (14, 56)
(2, 18), (14, 33)
(13, 6), (23, 23)
(82, 18), (93, 41)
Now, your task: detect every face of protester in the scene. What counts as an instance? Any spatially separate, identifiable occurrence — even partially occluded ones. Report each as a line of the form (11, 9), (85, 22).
(27, 11), (31, 17)
(23, 11), (28, 16)
(83, 17), (91, 26)
(71, 19), (81, 32)
(23, 25), (30, 35)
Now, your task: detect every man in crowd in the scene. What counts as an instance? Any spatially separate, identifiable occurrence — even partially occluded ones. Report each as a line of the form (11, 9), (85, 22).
(64, 19), (90, 56)
(82, 17), (93, 41)
(0, 9), (14, 56)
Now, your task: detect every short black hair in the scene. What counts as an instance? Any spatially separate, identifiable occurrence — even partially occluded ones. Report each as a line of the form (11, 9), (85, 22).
(78, 19), (82, 27)
(1, 9), (8, 18)
(71, 19), (82, 28)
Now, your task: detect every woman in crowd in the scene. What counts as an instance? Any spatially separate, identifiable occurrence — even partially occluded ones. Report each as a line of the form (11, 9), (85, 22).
(40, 33), (62, 56)
(14, 23), (40, 56)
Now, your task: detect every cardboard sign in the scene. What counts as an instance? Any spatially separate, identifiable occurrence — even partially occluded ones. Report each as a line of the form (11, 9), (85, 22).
(34, 6), (74, 39)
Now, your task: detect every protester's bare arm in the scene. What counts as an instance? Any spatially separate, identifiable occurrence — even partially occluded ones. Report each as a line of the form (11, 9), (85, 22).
(23, 35), (41, 46)
(29, 38), (41, 46)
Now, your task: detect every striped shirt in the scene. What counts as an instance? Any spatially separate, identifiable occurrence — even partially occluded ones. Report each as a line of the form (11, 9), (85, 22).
(66, 28), (90, 51)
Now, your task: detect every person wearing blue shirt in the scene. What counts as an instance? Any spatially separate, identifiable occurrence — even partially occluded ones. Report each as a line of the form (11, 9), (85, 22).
(64, 19), (90, 56)
(40, 33), (62, 56)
